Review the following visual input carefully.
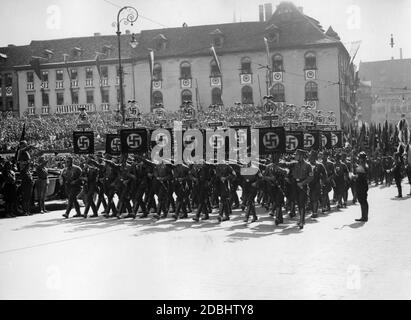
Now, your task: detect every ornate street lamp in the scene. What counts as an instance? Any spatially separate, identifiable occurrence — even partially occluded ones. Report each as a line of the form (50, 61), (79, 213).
(114, 6), (139, 125)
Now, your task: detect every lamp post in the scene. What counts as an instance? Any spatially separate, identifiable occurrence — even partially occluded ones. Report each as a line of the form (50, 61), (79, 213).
(115, 6), (139, 125)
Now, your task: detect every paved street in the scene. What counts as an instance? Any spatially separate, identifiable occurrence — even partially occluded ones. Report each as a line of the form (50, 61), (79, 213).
(1, 182), (411, 300)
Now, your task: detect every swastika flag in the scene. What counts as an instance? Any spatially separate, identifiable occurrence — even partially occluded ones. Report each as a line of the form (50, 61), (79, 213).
(259, 127), (286, 154)
(303, 130), (321, 151)
(105, 134), (121, 156)
(73, 131), (94, 154)
(321, 131), (332, 149)
(285, 131), (304, 153)
(120, 129), (148, 154)
(331, 130), (343, 149)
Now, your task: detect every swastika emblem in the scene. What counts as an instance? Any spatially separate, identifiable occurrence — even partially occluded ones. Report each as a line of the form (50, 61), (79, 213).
(110, 138), (121, 152)
(242, 75), (250, 82)
(182, 79), (190, 87)
(321, 134), (328, 147)
(127, 133), (142, 149)
(274, 73), (281, 80)
(306, 70), (315, 78)
(209, 134), (224, 149)
(263, 132), (279, 150)
(286, 135), (299, 151)
(77, 136), (90, 151)
(155, 133), (169, 147)
(331, 133), (339, 146)
(304, 133), (315, 148)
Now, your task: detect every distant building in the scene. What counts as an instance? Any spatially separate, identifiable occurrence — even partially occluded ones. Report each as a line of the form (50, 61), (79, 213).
(358, 58), (411, 124)
(356, 80), (372, 123)
(1, 1), (355, 129)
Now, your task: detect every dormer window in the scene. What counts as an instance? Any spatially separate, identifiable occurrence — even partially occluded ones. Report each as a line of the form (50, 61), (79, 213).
(210, 29), (224, 48)
(102, 45), (113, 57)
(71, 47), (83, 58)
(44, 49), (54, 60)
(154, 34), (168, 51)
(265, 24), (279, 43)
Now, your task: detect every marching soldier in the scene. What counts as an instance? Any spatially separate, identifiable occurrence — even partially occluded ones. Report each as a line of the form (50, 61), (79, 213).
(320, 151), (336, 213)
(191, 160), (213, 221)
(153, 160), (173, 219)
(308, 150), (326, 218)
(263, 153), (286, 225)
(100, 155), (121, 218)
(172, 162), (190, 220)
(280, 149), (313, 229)
(95, 153), (108, 214)
(215, 162), (236, 222)
(334, 153), (349, 208)
(116, 155), (135, 218)
(242, 163), (263, 223)
(62, 157), (83, 218)
(82, 158), (99, 218)
(131, 155), (149, 218)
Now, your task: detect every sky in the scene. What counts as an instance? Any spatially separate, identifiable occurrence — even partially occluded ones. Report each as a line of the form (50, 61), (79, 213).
(1, 0), (410, 65)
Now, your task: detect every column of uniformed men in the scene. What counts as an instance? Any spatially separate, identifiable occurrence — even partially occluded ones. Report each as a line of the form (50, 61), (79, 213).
(3, 142), (411, 228)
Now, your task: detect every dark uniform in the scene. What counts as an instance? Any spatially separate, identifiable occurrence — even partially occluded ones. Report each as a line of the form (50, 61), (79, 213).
(242, 166), (263, 222)
(391, 152), (404, 198)
(17, 143), (34, 216)
(62, 158), (83, 218)
(172, 163), (190, 220)
(354, 152), (369, 222)
(82, 162), (99, 218)
(334, 155), (349, 208)
(281, 149), (313, 229)
(308, 151), (326, 218)
(321, 152), (336, 212)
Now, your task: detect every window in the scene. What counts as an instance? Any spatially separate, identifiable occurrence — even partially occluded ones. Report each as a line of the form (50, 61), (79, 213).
(305, 81), (318, 100)
(272, 54), (283, 72)
(180, 61), (191, 79)
(86, 67), (93, 79)
(42, 71), (49, 82)
(56, 70), (64, 81)
(27, 72), (34, 83)
(116, 66), (121, 77)
(210, 60), (221, 77)
(153, 63), (162, 81)
(241, 57), (252, 74)
(6, 97), (13, 110)
(71, 69), (78, 80)
(211, 87), (222, 105)
(28, 94), (35, 107)
(270, 83), (285, 102)
(86, 91), (94, 104)
(101, 66), (108, 78)
(305, 52), (317, 69)
(241, 86), (253, 104)
(56, 92), (64, 105)
(152, 91), (163, 105)
(72, 91), (79, 104)
(102, 89), (110, 103)
(181, 90), (192, 104)
(42, 92), (49, 106)
(0, 74), (2, 87)
(0, 99), (3, 111)
(5, 73), (12, 86)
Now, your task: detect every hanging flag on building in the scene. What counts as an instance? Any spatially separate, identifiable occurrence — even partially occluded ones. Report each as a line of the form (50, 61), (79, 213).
(210, 45), (222, 75)
(64, 53), (74, 104)
(148, 50), (155, 110)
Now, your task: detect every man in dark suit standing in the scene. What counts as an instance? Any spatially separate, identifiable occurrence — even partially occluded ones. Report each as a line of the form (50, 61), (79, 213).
(17, 140), (34, 216)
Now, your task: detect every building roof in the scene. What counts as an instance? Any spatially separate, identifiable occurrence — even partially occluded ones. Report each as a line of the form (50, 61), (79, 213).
(1, 1), (346, 69)
(134, 1), (342, 60)
(0, 45), (33, 70)
(359, 58), (411, 91)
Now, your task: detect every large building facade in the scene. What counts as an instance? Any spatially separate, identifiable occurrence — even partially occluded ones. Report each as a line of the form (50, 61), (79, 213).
(358, 58), (411, 125)
(1, 1), (355, 129)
